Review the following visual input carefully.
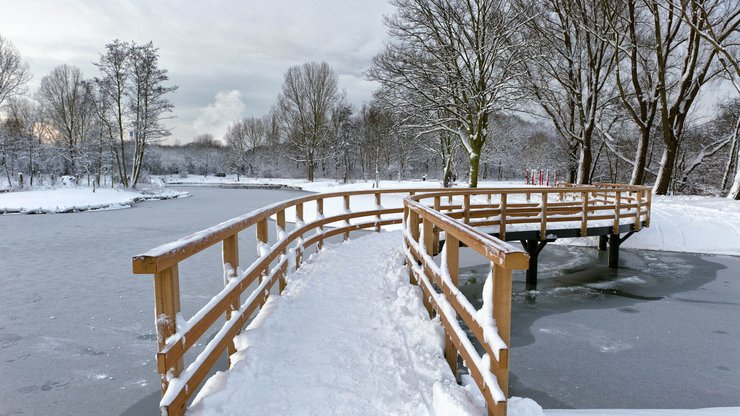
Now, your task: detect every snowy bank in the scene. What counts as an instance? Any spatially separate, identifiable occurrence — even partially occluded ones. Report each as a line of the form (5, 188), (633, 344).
(0, 187), (189, 214)
(556, 195), (740, 256)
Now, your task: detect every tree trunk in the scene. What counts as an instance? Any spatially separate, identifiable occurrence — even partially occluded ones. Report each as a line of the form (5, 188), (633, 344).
(630, 128), (650, 185)
(576, 141), (592, 184)
(469, 153), (480, 188)
(729, 138), (740, 200)
(653, 138), (678, 195)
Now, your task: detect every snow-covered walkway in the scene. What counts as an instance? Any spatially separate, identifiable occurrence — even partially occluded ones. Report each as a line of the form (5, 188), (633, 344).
(188, 231), (483, 416)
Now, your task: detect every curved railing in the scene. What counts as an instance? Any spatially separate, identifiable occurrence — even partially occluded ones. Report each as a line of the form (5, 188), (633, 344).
(401, 184), (651, 415)
(132, 184), (651, 416)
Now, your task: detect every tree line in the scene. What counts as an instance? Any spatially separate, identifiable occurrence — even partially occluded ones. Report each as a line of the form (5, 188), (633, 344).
(1, 0), (738, 198)
(0, 37), (176, 189)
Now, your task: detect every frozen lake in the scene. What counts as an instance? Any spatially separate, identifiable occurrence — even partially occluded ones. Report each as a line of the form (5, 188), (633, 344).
(0, 187), (307, 416)
(459, 245), (740, 409)
(1, 186), (738, 415)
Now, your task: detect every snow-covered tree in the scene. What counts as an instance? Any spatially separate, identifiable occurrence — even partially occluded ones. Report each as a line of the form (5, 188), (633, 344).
(276, 62), (340, 182)
(369, 0), (529, 187)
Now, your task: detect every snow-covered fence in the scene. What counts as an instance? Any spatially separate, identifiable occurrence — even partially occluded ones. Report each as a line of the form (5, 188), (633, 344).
(402, 183), (652, 416)
(404, 193), (529, 416)
(131, 188), (443, 416)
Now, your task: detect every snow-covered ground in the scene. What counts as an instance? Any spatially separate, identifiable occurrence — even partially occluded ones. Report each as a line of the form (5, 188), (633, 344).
(164, 175), (740, 256)
(188, 231), (486, 416)
(0, 187), (188, 214)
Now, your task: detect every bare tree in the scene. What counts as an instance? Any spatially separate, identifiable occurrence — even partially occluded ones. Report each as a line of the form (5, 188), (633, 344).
(225, 117), (266, 176)
(369, 0), (529, 187)
(519, 0), (622, 184)
(94, 40), (131, 186)
(607, 0), (661, 185)
(649, 0), (738, 194)
(0, 34), (31, 111)
(37, 64), (86, 175)
(276, 61), (340, 182)
(128, 42), (177, 187)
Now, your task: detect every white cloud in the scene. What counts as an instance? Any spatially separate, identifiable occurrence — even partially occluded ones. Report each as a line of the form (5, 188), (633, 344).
(192, 90), (247, 141)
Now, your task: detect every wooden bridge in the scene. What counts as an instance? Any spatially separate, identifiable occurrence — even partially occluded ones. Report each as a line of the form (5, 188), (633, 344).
(131, 184), (651, 416)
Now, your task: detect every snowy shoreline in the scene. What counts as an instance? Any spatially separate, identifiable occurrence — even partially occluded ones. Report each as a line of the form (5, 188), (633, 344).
(0, 187), (189, 215)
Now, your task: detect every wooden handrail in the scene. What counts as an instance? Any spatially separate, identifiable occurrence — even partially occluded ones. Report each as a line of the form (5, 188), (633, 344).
(132, 184), (652, 416)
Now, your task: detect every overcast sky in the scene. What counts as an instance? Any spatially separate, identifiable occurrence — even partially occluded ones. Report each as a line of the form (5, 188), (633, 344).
(0, 0), (395, 143)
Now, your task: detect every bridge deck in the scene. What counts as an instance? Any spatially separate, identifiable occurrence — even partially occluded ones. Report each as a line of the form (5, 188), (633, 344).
(187, 231), (480, 416)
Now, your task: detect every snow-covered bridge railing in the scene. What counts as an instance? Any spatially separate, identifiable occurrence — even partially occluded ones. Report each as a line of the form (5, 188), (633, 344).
(402, 184), (652, 415)
(404, 193), (529, 416)
(131, 188), (441, 416)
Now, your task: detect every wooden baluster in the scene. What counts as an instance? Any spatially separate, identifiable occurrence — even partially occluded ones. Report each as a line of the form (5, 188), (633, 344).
(154, 264), (183, 395)
(317, 198), (324, 250)
(222, 234), (240, 363)
(581, 191), (588, 237)
(276, 210), (287, 292)
(257, 218), (269, 305)
(444, 234), (459, 379)
(448, 193), (453, 204)
(433, 196), (441, 255)
(526, 191), (531, 203)
(540, 192), (547, 240)
(487, 193), (492, 205)
(499, 193), (507, 240)
(489, 262), (512, 416)
(463, 194), (470, 224)
(343, 195), (351, 241)
(375, 192), (382, 232)
(295, 203), (304, 270)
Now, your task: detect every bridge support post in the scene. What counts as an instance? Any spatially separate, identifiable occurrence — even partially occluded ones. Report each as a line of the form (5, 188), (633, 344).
(521, 239), (549, 291)
(598, 235), (608, 251)
(608, 234), (620, 268)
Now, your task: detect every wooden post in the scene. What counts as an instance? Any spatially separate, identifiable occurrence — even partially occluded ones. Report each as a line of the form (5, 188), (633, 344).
(317, 198), (324, 250)
(499, 193), (507, 240)
(154, 264), (183, 395)
(343, 195), (351, 240)
(375, 192), (382, 232)
(422, 218), (434, 317)
(463, 194), (470, 224)
(276, 210), (287, 292)
(295, 203), (304, 269)
(634, 190), (642, 231)
(445, 234), (460, 379)
(581, 191), (589, 237)
(614, 191), (621, 234)
(490, 263), (512, 416)
(540, 192), (548, 240)
(257, 218), (269, 305)
(222, 234), (240, 363)
(645, 190), (652, 226)
(408, 210), (420, 285)
(433, 196), (441, 255)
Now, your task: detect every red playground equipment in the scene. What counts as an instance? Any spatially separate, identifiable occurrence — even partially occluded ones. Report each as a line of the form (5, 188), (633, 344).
(525, 168), (558, 186)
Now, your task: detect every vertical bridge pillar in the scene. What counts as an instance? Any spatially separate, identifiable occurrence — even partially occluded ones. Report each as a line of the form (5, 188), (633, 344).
(521, 239), (552, 291)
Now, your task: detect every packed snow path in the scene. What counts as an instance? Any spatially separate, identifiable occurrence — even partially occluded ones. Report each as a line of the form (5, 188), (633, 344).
(188, 231), (482, 416)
